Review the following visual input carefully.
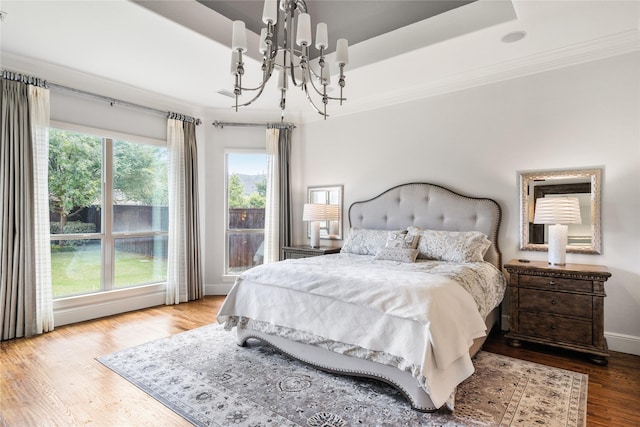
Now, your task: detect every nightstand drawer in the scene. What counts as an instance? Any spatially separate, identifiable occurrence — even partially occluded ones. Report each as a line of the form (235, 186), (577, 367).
(519, 288), (592, 319)
(282, 245), (341, 260)
(519, 274), (592, 293)
(519, 313), (592, 346)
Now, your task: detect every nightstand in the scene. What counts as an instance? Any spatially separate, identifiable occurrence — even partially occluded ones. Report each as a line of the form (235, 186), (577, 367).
(504, 259), (611, 365)
(282, 245), (341, 260)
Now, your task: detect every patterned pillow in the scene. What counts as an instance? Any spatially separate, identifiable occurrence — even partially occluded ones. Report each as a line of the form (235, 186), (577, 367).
(374, 247), (419, 263)
(407, 226), (491, 263)
(385, 231), (419, 249)
(341, 228), (404, 255)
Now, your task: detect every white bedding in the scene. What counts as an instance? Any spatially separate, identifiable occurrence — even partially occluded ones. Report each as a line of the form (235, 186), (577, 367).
(217, 253), (506, 409)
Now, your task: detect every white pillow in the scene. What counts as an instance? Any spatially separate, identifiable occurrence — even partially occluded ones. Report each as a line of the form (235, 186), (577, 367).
(385, 231), (419, 249)
(407, 226), (491, 263)
(341, 228), (404, 255)
(374, 247), (419, 263)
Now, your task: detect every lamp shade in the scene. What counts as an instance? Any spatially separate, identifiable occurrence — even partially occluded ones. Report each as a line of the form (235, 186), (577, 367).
(533, 197), (582, 225)
(302, 203), (340, 221)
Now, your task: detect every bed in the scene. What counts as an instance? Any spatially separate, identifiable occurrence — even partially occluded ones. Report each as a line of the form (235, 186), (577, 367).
(217, 182), (506, 411)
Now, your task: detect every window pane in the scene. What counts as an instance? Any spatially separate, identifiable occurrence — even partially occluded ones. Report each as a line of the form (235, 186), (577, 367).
(51, 239), (101, 297)
(226, 152), (267, 275)
(114, 236), (167, 288)
(113, 140), (168, 233)
(48, 129), (102, 234)
(228, 232), (264, 274)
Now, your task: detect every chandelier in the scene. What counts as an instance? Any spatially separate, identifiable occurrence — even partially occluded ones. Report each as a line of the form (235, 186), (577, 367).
(230, 0), (349, 119)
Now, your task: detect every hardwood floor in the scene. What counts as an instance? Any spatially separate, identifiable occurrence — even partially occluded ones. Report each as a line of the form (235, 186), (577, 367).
(1, 296), (639, 426)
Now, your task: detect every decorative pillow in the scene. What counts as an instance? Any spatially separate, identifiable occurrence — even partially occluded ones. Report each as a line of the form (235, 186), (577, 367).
(385, 231), (419, 249)
(341, 228), (404, 255)
(407, 226), (491, 263)
(374, 247), (419, 263)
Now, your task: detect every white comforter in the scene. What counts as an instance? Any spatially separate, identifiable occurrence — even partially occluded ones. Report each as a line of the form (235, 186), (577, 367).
(217, 253), (505, 409)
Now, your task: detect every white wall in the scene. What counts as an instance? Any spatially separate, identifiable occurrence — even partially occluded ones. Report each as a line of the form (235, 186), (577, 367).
(297, 52), (640, 355)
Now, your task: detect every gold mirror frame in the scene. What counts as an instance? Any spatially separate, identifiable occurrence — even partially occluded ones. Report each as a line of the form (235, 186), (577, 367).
(520, 168), (602, 254)
(307, 185), (343, 240)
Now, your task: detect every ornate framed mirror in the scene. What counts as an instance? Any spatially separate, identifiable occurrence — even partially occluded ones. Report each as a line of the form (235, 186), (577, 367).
(520, 168), (602, 254)
(307, 185), (343, 240)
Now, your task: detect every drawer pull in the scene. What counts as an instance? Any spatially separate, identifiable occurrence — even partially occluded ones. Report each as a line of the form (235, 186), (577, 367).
(551, 300), (557, 305)
(550, 325), (556, 330)
(549, 280), (556, 285)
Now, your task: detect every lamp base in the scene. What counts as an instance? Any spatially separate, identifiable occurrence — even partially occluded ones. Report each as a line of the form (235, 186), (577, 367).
(547, 224), (568, 266)
(310, 221), (320, 248)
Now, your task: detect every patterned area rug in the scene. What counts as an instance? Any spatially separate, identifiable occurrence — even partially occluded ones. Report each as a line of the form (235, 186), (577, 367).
(98, 324), (587, 427)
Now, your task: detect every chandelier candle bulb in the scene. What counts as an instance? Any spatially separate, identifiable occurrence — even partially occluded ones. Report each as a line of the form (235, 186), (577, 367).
(315, 23), (328, 49)
(232, 21), (247, 52)
(262, 0), (278, 24)
(336, 38), (349, 65)
(296, 13), (312, 46)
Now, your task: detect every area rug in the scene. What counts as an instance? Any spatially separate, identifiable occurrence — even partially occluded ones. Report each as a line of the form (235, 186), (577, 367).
(98, 324), (587, 427)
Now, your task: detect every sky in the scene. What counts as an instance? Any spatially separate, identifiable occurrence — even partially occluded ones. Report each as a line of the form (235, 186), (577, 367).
(227, 153), (267, 176)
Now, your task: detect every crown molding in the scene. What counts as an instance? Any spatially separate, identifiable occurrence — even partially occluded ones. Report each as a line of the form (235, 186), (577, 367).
(304, 29), (640, 123)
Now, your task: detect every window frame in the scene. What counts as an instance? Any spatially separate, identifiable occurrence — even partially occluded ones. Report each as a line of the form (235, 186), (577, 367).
(49, 121), (168, 298)
(223, 148), (267, 279)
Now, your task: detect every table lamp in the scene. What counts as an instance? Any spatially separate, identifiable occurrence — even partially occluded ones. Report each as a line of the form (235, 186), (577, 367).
(533, 197), (582, 265)
(303, 203), (340, 248)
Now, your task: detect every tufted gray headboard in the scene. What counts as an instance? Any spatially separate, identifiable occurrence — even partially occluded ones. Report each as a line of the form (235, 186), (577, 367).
(348, 183), (502, 268)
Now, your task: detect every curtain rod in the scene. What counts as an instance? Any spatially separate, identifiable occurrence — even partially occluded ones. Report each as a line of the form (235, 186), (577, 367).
(1, 69), (202, 125)
(212, 120), (296, 130)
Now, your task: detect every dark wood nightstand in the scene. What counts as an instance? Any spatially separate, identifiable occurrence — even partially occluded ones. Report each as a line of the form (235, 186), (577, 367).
(504, 259), (611, 365)
(282, 245), (341, 260)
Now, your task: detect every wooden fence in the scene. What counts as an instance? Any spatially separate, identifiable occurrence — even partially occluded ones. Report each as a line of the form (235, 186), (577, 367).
(51, 206), (266, 268)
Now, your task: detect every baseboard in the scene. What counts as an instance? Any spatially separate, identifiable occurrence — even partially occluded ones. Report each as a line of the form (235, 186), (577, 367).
(205, 283), (234, 295)
(53, 284), (166, 327)
(605, 332), (640, 356)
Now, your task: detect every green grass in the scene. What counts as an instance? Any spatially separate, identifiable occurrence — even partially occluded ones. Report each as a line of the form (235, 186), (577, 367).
(51, 246), (167, 298)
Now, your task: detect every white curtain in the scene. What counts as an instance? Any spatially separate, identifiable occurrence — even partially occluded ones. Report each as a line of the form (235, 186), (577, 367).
(29, 85), (54, 334)
(1, 76), (52, 340)
(166, 119), (186, 304)
(262, 128), (280, 264)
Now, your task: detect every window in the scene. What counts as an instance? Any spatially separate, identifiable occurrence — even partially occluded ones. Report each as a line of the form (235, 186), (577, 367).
(49, 127), (168, 298)
(225, 151), (267, 275)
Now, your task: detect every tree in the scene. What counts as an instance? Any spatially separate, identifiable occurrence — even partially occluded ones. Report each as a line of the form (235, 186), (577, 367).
(49, 130), (169, 236)
(112, 140), (168, 205)
(247, 177), (267, 208)
(48, 129), (102, 233)
(228, 174), (246, 208)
